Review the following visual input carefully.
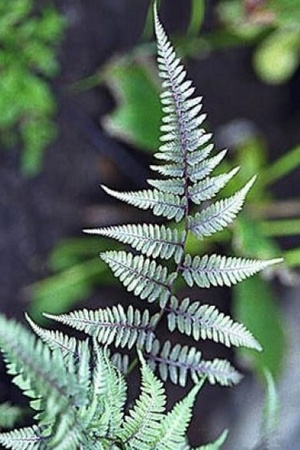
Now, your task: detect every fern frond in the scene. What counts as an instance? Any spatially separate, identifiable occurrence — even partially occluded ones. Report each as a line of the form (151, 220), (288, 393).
(188, 176), (256, 238)
(167, 297), (262, 351)
(45, 305), (158, 352)
(153, 382), (204, 450)
(146, 340), (241, 387)
(188, 167), (240, 204)
(194, 429), (228, 450)
(101, 251), (175, 307)
(85, 223), (185, 263)
(0, 315), (81, 410)
(120, 353), (166, 447)
(182, 254), (283, 288)
(0, 425), (46, 450)
(102, 185), (185, 222)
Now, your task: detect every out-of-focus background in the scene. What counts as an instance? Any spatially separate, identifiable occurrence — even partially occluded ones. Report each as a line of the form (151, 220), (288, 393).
(0, 0), (300, 448)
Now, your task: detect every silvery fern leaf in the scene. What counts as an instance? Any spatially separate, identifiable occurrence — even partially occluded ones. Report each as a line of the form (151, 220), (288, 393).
(120, 354), (166, 447)
(167, 297), (262, 351)
(101, 185), (185, 222)
(101, 251), (176, 307)
(146, 340), (241, 387)
(153, 382), (203, 450)
(188, 176), (256, 239)
(188, 167), (240, 204)
(182, 254), (283, 288)
(84, 223), (185, 263)
(0, 426), (46, 450)
(45, 305), (158, 352)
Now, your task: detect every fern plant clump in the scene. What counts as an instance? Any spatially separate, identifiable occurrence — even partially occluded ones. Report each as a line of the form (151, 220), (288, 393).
(0, 5), (283, 449)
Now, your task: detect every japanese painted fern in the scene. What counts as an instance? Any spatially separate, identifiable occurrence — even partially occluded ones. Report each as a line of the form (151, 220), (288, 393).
(0, 6), (282, 450)
(81, 7), (282, 386)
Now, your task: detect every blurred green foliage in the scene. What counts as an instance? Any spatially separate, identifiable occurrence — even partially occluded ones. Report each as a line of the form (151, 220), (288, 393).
(0, 0), (65, 176)
(218, 0), (300, 84)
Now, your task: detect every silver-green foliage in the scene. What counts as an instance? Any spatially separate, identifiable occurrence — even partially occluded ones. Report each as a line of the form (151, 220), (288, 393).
(80, 5), (282, 387)
(0, 314), (224, 449)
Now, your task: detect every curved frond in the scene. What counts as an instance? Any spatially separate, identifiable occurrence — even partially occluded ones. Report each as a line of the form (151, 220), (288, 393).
(188, 176), (256, 238)
(194, 429), (228, 450)
(120, 354), (166, 447)
(167, 297), (262, 351)
(102, 185), (185, 222)
(182, 254), (283, 288)
(0, 315), (82, 411)
(188, 167), (239, 204)
(45, 305), (158, 352)
(154, 382), (203, 450)
(25, 314), (82, 362)
(84, 223), (185, 263)
(0, 426), (46, 450)
(101, 251), (175, 306)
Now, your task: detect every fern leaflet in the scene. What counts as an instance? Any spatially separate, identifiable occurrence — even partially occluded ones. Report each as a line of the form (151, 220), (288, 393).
(85, 223), (185, 263)
(182, 254), (283, 288)
(45, 305), (158, 352)
(167, 296), (262, 350)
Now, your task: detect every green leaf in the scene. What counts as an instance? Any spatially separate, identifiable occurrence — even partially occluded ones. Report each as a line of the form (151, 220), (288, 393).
(254, 28), (300, 84)
(102, 56), (162, 151)
(233, 276), (285, 377)
(263, 144), (300, 185)
(0, 403), (23, 430)
(187, 0), (205, 37)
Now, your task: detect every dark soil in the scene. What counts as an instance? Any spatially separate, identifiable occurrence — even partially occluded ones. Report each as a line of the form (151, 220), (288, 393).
(1, 0), (300, 444)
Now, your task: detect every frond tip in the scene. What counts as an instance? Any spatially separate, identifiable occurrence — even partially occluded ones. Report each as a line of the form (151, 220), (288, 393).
(182, 254), (283, 288)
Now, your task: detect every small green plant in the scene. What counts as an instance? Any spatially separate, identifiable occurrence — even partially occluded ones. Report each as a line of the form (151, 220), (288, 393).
(0, 6), (283, 449)
(0, 0), (64, 176)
